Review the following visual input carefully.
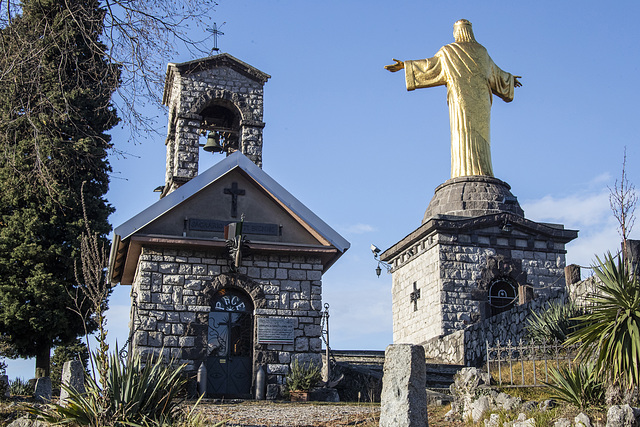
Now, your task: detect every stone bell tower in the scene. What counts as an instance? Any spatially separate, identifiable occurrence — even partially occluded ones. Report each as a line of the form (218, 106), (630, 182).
(161, 53), (270, 197)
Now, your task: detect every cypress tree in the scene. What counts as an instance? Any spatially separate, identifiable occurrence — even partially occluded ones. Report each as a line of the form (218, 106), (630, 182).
(0, 0), (118, 376)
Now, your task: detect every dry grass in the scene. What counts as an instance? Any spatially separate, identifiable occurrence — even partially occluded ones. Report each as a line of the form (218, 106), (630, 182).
(489, 358), (577, 387)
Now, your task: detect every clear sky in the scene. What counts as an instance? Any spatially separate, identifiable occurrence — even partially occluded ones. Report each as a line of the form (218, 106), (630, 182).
(6, 0), (640, 379)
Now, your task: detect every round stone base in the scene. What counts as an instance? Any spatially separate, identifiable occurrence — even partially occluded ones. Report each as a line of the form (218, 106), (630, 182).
(423, 176), (524, 222)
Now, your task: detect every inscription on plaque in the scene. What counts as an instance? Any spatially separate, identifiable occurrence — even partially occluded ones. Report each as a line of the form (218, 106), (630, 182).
(188, 219), (279, 236)
(257, 317), (295, 345)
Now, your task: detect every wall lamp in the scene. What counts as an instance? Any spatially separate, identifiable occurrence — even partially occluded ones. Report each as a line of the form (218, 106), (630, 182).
(371, 244), (392, 277)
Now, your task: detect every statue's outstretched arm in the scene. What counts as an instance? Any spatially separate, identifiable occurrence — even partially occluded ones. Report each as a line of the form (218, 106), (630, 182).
(514, 75), (522, 88)
(385, 59), (404, 72)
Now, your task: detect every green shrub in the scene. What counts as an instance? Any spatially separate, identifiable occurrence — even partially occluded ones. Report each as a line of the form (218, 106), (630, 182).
(566, 252), (640, 389)
(546, 362), (605, 409)
(285, 359), (322, 392)
(525, 300), (583, 344)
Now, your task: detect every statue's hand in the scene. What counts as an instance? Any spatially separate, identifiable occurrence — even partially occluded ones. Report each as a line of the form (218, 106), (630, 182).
(385, 59), (404, 72)
(514, 75), (522, 88)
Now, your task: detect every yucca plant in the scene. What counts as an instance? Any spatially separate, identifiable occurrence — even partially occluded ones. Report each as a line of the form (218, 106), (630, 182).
(30, 350), (189, 426)
(546, 362), (605, 409)
(525, 300), (584, 344)
(566, 252), (640, 390)
(9, 377), (33, 396)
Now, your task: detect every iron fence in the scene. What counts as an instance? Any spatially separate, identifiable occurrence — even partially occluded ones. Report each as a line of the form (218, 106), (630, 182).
(485, 339), (580, 387)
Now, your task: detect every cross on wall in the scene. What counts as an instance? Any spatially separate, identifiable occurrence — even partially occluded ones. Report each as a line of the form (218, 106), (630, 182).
(224, 182), (245, 218)
(410, 282), (421, 311)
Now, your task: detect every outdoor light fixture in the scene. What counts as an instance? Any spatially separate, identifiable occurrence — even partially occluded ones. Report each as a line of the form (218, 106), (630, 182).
(501, 219), (512, 233)
(371, 244), (391, 277)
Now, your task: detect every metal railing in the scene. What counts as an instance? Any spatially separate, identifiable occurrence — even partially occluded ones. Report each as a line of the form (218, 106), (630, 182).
(485, 339), (580, 387)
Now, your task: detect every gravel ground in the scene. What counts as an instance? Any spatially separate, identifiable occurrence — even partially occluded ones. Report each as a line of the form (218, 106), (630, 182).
(192, 400), (380, 427)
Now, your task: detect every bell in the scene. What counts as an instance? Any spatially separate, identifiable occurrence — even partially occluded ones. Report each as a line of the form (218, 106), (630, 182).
(203, 132), (223, 153)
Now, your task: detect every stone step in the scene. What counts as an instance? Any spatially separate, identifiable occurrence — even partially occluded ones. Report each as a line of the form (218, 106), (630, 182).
(325, 350), (463, 390)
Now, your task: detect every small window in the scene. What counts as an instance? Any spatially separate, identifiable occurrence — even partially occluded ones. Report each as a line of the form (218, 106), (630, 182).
(488, 277), (517, 316)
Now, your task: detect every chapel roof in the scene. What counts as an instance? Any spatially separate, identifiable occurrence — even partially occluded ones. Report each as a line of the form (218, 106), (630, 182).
(108, 151), (350, 285)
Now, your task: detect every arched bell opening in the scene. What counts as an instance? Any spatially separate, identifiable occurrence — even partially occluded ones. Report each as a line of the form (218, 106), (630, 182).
(206, 287), (254, 398)
(199, 100), (242, 157)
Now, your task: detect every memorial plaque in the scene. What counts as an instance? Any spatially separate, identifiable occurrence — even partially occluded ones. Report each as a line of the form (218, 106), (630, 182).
(257, 317), (295, 344)
(189, 219), (279, 236)
(189, 218), (226, 232)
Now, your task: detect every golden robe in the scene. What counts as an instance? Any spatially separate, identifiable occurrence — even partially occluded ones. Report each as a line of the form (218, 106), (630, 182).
(404, 42), (517, 178)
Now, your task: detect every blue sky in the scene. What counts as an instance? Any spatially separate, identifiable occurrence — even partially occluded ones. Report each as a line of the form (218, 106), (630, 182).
(7, 0), (640, 379)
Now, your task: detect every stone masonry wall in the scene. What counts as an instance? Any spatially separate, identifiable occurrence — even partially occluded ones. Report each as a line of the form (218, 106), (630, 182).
(391, 226), (568, 347)
(391, 236), (441, 344)
(164, 65), (266, 194)
(129, 246), (323, 390)
(420, 289), (565, 366)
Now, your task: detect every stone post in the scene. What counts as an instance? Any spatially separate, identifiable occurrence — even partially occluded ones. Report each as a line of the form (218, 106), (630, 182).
(0, 375), (9, 397)
(34, 377), (52, 403)
(380, 344), (428, 427)
(60, 360), (85, 404)
(623, 239), (640, 277)
(564, 264), (581, 286)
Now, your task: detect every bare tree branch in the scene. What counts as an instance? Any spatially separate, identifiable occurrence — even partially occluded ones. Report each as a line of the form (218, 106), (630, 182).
(609, 147), (637, 263)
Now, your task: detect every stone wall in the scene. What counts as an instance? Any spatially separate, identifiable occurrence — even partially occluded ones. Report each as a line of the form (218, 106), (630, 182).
(391, 224), (568, 346)
(391, 238), (441, 343)
(567, 275), (600, 309)
(421, 330), (465, 365)
(130, 246), (323, 389)
(421, 289), (566, 366)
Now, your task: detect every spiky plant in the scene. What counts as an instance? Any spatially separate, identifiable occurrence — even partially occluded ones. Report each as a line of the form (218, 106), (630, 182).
(30, 350), (189, 426)
(525, 300), (584, 344)
(546, 362), (605, 409)
(566, 252), (640, 390)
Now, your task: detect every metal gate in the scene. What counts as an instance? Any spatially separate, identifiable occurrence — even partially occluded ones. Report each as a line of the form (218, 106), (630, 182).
(207, 289), (253, 398)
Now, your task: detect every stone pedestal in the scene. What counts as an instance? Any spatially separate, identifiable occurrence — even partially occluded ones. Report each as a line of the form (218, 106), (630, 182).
(423, 176), (524, 221)
(380, 344), (428, 427)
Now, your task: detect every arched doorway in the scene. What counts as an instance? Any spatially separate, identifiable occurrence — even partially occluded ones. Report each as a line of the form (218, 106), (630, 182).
(207, 288), (254, 398)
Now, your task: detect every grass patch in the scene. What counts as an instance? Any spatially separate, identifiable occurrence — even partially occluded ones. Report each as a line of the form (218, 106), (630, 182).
(489, 358), (577, 387)
(494, 385), (551, 402)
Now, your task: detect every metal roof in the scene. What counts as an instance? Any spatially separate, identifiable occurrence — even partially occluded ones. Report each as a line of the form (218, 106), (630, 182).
(113, 151), (350, 253)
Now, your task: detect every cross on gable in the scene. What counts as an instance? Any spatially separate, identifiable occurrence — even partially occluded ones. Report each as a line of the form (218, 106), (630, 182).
(410, 282), (421, 311)
(224, 182), (245, 218)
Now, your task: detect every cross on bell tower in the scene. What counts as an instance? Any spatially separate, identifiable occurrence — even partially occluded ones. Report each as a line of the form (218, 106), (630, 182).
(207, 22), (225, 54)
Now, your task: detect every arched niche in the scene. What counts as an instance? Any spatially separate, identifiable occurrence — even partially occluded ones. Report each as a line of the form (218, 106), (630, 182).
(199, 99), (242, 154)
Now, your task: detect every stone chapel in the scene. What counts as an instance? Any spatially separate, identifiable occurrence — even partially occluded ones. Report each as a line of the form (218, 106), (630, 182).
(107, 53), (349, 398)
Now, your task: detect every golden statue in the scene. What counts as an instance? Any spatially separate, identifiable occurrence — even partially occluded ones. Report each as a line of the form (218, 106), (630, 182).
(385, 19), (521, 178)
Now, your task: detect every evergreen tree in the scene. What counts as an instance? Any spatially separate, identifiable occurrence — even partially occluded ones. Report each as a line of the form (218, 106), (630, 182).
(0, 0), (118, 376)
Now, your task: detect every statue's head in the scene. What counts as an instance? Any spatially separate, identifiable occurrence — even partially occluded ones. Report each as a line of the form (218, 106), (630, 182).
(453, 19), (477, 43)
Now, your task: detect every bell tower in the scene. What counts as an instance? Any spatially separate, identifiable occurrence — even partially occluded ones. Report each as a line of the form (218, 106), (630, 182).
(161, 53), (270, 197)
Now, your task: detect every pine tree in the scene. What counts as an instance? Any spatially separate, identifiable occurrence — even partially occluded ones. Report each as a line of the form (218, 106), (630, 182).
(0, 0), (118, 376)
